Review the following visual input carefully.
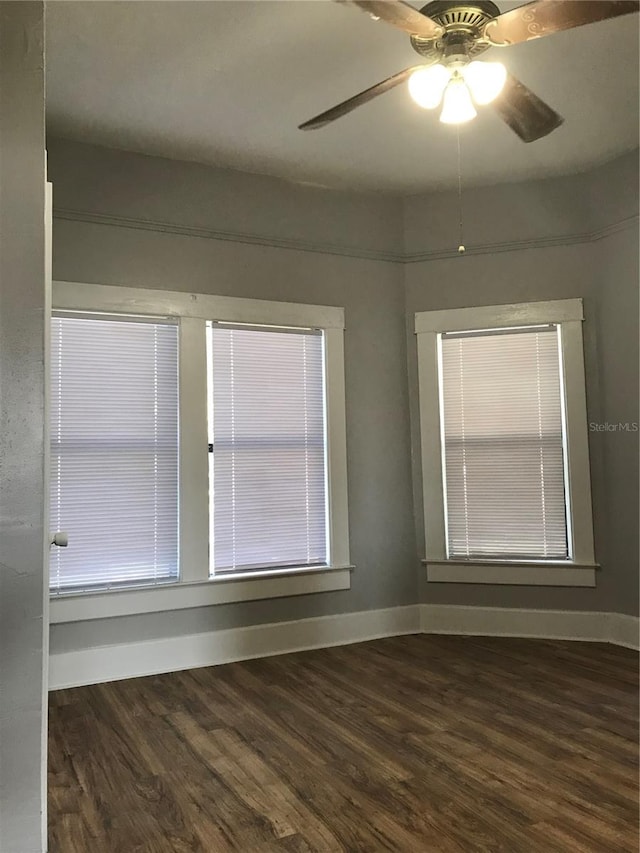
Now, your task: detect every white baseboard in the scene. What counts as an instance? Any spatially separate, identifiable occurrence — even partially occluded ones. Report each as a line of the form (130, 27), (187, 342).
(49, 604), (638, 690)
(609, 613), (640, 650)
(49, 604), (421, 690)
(421, 605), (640, 650)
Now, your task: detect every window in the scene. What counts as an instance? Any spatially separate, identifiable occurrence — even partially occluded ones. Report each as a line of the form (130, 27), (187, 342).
(207, 323), (327, 574)
(440, 325), (567, 561)
(415, 299), (596, 586)
(50, 315), (179, 593)
(49, 283), (351, 623)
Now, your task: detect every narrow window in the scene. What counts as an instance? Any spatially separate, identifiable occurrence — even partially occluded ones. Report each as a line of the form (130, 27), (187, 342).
(439, 325), (568, 560)
(207, 323), (328, 574)
(50, 315), (179, 592)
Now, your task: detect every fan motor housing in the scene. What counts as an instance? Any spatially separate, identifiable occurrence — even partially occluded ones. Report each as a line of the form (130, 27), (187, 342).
(410, 0), (501, 59)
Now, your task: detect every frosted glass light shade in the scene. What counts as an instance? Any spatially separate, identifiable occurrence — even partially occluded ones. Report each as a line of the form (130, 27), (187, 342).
(408, 64), (451, 109)
(463, 61), (507, 105)
(439, 76), (477, 124)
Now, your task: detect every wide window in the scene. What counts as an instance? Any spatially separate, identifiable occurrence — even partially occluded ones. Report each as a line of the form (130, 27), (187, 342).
(50, 315), (179, 593)
(415, 299), (596, 587)
(49, 282), (351, 622)
(207, 323), (327, 574)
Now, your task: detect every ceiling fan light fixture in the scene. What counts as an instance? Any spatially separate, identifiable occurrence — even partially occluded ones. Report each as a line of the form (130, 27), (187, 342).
(462, 60), (507, 105)
(439, 74), (477, 124)
(408, 64), (451, 109)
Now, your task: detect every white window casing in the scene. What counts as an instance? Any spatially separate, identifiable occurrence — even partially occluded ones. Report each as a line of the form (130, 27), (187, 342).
(50, 282), (352, 622)
(415, 299), (597, 586)
(178, 316), (210, 584)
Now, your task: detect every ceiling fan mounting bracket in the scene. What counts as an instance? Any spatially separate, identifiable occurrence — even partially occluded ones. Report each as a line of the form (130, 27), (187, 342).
(410, 0), (500, 59)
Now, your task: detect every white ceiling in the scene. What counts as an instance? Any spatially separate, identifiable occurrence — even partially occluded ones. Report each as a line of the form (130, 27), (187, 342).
(45, 1), (640, 194)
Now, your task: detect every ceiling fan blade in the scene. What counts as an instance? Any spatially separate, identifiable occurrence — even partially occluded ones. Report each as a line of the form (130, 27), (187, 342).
(299, 66), (423, 130)
(492, 73), (564, 143)
(483, 1), (639, 47)
(346, 1), (444, 39)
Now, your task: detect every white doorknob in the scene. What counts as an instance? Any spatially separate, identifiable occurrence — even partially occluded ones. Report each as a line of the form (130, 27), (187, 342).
(50, 532), (68, 547)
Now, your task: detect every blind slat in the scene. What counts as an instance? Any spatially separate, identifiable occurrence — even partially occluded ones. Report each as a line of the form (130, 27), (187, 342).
(50, 316), (179, 592)
(440, 326), (568, 560)
(208, 324), (328, 574)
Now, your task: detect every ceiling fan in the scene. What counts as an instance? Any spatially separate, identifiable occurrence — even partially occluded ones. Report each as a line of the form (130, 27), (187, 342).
(299, 0), (639, 142)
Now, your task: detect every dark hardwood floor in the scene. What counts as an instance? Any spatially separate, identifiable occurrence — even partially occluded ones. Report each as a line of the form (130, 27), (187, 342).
(48, 635), (639, 852)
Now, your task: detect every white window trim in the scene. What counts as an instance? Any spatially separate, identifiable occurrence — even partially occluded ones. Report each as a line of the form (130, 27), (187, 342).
(415, 298), (597, 587)
(49, 566), (353, 624)
(50, 281), (352, 622)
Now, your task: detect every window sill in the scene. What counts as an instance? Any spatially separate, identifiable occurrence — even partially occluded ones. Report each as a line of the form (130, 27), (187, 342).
(423, 560), (597, 587)
(49, 565), (353, 624)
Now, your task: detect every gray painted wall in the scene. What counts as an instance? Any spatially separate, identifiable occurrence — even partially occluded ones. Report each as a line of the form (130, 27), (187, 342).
(0, 4), (48, 851)
(403, 150), (639, 257)
(47, 137), (404, 260)
(405, 153), (639, 616)
(48, 141), (416, 653)
(47, 139), (639, 659)
(591, 222), (639, 614)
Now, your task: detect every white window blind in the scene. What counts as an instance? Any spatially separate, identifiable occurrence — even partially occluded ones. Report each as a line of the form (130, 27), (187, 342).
(50, 315), (179, 592)
(208, 323), (327, 574)
(439, 325), (568, 560)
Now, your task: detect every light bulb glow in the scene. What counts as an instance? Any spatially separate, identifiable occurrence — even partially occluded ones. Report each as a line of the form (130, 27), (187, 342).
(439, 75), (477, 124)
(462, 61), (507, 105)
(408, 64), (451, 110)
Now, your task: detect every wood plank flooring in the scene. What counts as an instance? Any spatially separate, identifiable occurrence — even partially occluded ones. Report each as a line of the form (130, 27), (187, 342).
(48, 635), (639, 852)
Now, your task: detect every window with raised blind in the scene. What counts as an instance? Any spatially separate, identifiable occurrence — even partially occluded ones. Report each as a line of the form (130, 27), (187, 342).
(439, 326), (568, 560)
(50, 315), (179, 593)
(207, 323), (328, 574)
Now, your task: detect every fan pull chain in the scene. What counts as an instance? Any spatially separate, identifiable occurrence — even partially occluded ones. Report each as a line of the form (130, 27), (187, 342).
(457, 127), (465, 255)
